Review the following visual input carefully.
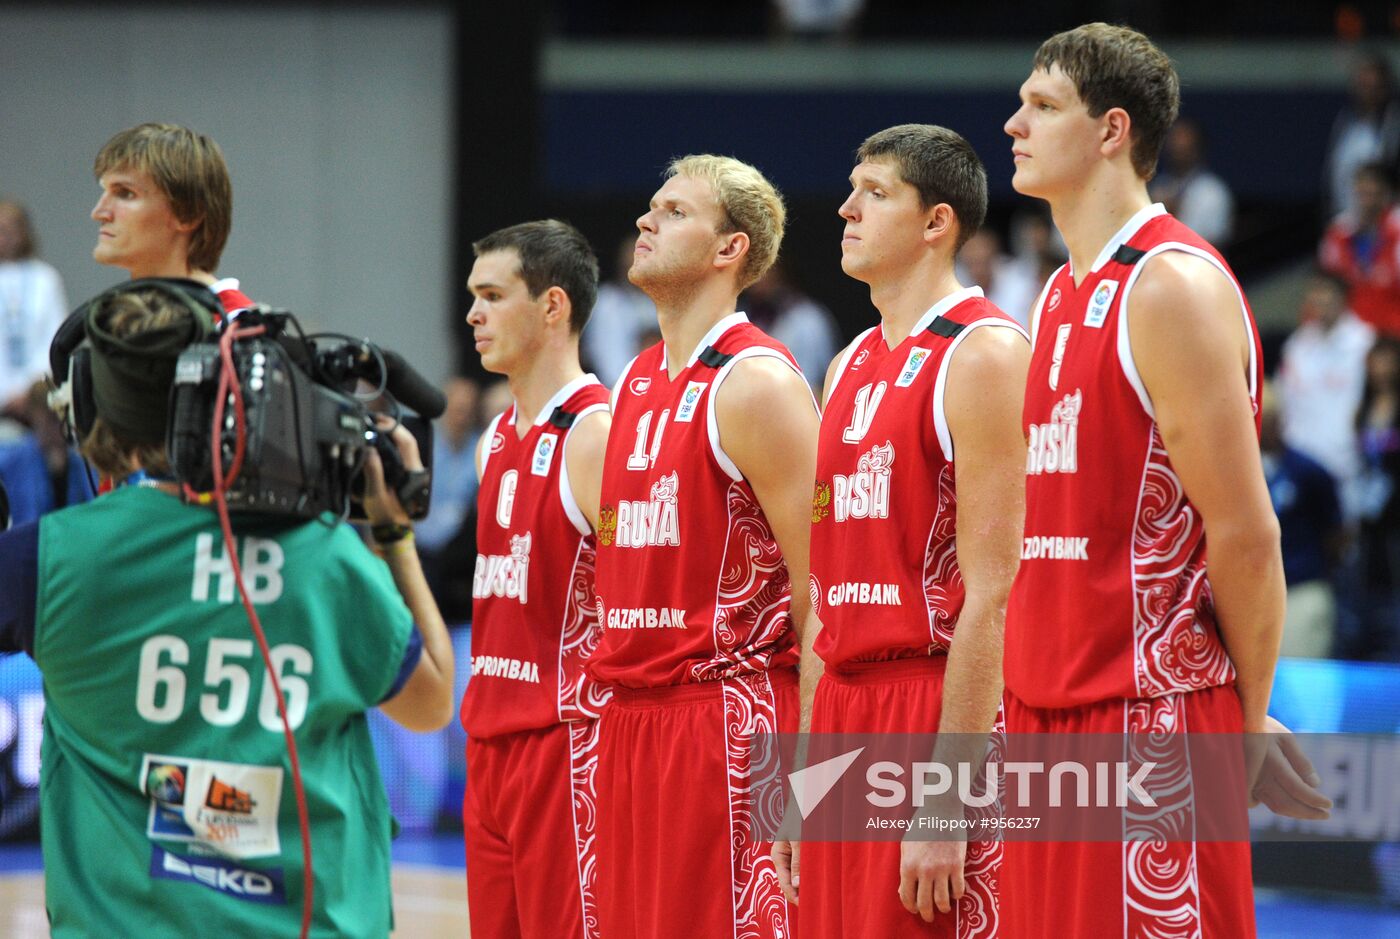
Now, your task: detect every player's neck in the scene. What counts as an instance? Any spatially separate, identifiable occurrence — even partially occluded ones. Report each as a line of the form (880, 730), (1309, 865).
(868, 263), (963, 348)
(654, 282), (741, 379)
(507, 348), (585, 432)
(1051, 178), (1153, 287)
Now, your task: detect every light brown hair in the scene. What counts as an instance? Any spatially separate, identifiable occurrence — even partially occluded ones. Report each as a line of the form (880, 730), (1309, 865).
(94, 123), (232, 272)
(1033, 23), (1179, 180)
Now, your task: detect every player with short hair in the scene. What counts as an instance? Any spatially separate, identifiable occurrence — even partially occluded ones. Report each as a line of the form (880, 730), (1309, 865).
(588, 154), (818, 939)
(1001, 23), (1331, 938)
(461, 219), (611, 939)
(772, 123), (1028, 938)
(91, 122), (251, 312)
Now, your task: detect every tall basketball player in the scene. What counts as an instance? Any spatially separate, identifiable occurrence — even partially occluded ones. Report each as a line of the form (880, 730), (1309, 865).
(588, 155), (818, 939)
(461, 220), (612, 939)
(1001, 24), (1331, 939)
(772, 124), (1028, 938)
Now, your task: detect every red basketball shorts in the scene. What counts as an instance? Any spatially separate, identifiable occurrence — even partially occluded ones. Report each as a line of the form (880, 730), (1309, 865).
(596, 668), (798, 939)
(464, 719), (602, 939)
(802, 656), (1001, 939)
(1000, 685), (1255, 939)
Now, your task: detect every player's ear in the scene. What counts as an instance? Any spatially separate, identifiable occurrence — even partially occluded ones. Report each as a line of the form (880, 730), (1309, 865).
(1101, 107), (1132, 160)
(542, 285), (572, 328)
(715, 231), (749, 274)
(924, 203), (957, 248)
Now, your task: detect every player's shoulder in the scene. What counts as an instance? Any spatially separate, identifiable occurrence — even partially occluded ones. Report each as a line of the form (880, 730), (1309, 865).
(1132, 249), (1237, 323)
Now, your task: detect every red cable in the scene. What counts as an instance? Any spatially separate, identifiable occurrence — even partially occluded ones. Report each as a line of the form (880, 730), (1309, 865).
(208, 323), (314, 939)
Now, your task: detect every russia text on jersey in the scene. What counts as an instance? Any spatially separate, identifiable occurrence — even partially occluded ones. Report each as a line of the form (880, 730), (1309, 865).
(1026, 389), (1081, 476)
(1020, 535), (1090, 561)
(598, 472), (680, 548)
(472, 533), (532, 603)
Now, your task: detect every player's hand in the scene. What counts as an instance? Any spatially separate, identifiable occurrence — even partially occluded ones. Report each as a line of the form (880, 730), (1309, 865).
(1247, 717), (1332, 821)
(363, 418), (421, 527)
(772, 839), (799, 904)
(898, 835), (965, 923)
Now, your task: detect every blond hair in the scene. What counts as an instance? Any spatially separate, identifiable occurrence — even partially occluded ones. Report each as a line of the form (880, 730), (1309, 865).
(94, 123), (232, 273)
(666, 155), (785, 290)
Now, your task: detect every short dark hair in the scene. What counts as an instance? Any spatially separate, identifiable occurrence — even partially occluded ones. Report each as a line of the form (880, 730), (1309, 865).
(1355, 161), (1394, 190)
(472, 219), (599, 334)
(1033, 23), (1179, 181)
(856, 124), (988, 252)
(0, 200), (37, 259)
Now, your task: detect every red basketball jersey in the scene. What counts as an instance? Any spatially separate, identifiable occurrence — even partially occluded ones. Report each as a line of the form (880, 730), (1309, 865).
(588, 314), (808, 688)
(1006, 204), (1261, 708)
(812, 287), (1027, 668)
(460, 375), (612, 738)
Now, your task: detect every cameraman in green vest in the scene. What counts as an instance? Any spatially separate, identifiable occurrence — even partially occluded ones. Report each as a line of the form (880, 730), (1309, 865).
(0, 282), (454, 937)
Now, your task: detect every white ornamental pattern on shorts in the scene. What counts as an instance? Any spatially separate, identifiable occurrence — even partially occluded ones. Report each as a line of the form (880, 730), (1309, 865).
(568, 718), (603, 939)
(1124, 694), (1201, 939)
(692, 482), (791, 683)
(1132, 428), (1235, 697)
(922, 463), (963, 651)
(558, 540), (611, 722)
(722, 672), (791, 939)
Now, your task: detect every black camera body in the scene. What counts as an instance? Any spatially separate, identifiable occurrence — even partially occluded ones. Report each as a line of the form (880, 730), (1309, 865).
(167, 308), (436, 522)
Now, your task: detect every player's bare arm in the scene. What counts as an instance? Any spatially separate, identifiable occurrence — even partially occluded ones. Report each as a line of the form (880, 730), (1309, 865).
(772, 336), (854, 905)
(1129, 252), (1330, 818)
(715, 354), (820, 633)
(900, 325), (1029, 923)
(369, 425), (456, 733)
(565, 409), (612, 532)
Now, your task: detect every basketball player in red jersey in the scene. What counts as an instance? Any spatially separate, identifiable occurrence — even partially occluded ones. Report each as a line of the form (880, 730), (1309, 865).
(772, 124), (1029, 938)
(588, 155), (818, 939)
(461, 220), (612, 939)
(1001, 24), (1331, 938)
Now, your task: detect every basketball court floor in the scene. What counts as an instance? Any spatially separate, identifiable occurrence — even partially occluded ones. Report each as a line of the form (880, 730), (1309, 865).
(3, 835), (1399, 938)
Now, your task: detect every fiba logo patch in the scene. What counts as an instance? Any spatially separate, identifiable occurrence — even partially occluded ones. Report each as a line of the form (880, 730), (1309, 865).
(895, 348), (932, 388)
(532, 434), (558, 476)
(1084, 280), (1118, 328)
(674, 381), (707, 423)
(629, 375), (652, 396)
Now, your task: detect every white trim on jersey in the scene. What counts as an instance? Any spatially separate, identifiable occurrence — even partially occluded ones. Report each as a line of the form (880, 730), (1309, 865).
(529, 373), (603, 427)
(1082, 202), (1167, 278)
(905, 285), (985, 340)
(610, 355), (641, 412)
(931, 318), (1032, 463)
(558, 402), (610, 537)
(1028, 267), (1063, 349)
(478, 410), (507, 478)
(706, 347), (813, 482)
(1115, 242), (1256, 421)
(208, 277), (241, 297)
(663, 311), (750, 370)
(825, 326), (878, 405)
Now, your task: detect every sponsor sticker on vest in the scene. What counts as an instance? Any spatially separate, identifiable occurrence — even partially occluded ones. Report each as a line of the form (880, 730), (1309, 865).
(895, 348), (933, 388)
(532, 434), (558, 476)
(674, 381), (707, 423)
(142, 754), (283, 859)
(1084, 279), (1119, 328)
(150, 846), (286, 905)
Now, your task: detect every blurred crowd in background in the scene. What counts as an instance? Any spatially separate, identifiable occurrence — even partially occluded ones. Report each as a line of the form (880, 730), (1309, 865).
(8, 43), (1400, 671)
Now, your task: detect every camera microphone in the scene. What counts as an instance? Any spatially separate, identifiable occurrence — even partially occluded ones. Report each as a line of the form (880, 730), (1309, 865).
(381, 349), (446, 419)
